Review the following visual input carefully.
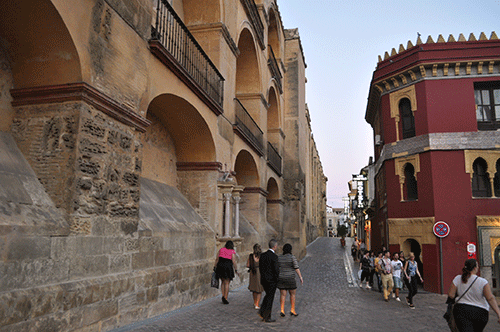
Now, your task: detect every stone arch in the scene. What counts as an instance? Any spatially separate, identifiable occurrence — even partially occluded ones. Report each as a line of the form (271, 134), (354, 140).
(267, 6), (281, 59)
(236, 27), (261, 95)
(0, 0), (82, 89)
(233, 149), (259, 187)
(142, 93), (216, 186)
(182, 0), (222, 25)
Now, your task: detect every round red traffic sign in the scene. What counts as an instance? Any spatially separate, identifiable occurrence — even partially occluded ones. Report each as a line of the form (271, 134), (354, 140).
(433, 221), (450, 238)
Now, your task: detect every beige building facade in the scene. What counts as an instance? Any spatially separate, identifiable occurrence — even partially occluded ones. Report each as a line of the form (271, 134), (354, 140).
(0, 0), (326, 330)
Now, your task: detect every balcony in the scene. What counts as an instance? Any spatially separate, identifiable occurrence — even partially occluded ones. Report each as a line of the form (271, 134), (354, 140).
(240, 0), (265, 49)
(268, 45), (283, 94)
(150, 0), (224, 115)
(267, 142), (282, 176)
(234, 99), (264, 156)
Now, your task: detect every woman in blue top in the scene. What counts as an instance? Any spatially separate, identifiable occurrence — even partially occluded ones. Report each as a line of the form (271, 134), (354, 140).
(403, 252), (423, 309)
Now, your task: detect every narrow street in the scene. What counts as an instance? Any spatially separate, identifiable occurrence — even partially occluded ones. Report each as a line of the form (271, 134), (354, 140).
(111, 237), (498, 332)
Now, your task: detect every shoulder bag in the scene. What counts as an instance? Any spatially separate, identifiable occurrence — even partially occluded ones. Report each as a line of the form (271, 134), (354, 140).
(211, 267), (219, 289)
(443, 276), (478, 332)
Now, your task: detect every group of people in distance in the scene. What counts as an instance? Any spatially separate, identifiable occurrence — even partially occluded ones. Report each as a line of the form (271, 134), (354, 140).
(356, 244), (423, 309)
(355, 238), (500, 331)
(214, 239), (303, 323)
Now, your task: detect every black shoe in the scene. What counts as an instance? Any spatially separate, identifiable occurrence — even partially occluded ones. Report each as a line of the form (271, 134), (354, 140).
(264, 319), (276, 323)
(290, 312), (299, 317)
(222, 297), (229, 304)
(280, 312), (285, 317)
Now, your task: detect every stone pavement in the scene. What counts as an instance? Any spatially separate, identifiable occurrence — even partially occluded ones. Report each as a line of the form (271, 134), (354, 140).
(110, 237), (500, 332)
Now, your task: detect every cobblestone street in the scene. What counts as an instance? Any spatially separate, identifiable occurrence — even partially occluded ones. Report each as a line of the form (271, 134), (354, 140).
(111, 238), (499, 332)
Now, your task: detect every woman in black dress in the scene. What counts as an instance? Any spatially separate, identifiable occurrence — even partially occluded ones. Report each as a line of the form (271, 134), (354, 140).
(277, 243), (303, 317)
(214, 240), (238, 304)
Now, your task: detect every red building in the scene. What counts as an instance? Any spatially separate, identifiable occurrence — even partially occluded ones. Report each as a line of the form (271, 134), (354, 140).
(365, 32), (500, 294)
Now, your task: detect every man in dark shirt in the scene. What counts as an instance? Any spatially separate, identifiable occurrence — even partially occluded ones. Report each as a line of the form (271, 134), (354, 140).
(259, 239), (279, 322)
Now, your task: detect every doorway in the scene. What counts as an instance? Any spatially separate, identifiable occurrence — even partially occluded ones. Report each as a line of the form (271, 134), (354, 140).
(402, 238), (423, 278)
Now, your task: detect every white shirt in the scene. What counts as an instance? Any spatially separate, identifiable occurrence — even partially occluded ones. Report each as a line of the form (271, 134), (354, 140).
(453, 275), (490, 311)
(391, 260), (403, 278)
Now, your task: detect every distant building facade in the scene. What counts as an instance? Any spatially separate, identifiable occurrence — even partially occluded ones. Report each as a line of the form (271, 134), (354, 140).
(365, 32), (500, 293)
(326, 206), (343, 236)
(0, 0), (326, 330)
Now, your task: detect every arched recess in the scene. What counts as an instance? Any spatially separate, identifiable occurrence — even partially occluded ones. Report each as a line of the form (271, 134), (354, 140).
(142, 93), (219, 228)
(0, 0), (81, 132)
(142, 93), (216, 186)
(0, 1), (81, 89)
(266, 177), (281, 234)
(267, 7), (281, 59)
(267, 86), (280, 131)
(267, 177), (280, 199)
(234, 149), (263, 232)
(404, 163), (418, 201)
(402, 238), (423, 277)
(234, 149), (259, 187)
(182, 0), (222, 25)
(495, 159), (500, 197)
(236, 28), (261, 95)
(472, 157), (492, 198)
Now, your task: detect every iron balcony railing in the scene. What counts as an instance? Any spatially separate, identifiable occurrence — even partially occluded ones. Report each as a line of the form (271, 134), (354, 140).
(267, 142), (282, 176)
(240, 0), (265, 49)
(234, 98), (264, 155)
(268, 45), (283, 94)
(151, 0), (224, 109)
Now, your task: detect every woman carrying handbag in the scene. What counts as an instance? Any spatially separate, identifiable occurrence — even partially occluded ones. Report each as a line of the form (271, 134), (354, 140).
(445, 259), (500, 331)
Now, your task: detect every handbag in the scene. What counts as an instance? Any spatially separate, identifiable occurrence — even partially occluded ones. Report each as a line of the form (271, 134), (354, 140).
(443, 276), (478, 332)
(211, 271), (219, 289)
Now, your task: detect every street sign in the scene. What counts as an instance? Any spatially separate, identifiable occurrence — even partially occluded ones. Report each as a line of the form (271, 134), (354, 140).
(433, 221), (450, 238)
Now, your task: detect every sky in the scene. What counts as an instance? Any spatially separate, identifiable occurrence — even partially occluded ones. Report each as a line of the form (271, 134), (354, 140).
(277, 0), (500, 208)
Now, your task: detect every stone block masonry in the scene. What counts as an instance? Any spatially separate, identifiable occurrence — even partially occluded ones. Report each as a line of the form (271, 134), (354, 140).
(0, 100), (220, 331)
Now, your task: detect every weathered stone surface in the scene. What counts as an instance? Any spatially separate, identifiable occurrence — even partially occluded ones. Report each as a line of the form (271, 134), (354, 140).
(0, 133), (68, 236)
(131, 252), (154, 270)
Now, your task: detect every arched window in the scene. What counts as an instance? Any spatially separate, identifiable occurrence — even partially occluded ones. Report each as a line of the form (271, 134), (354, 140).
(400, 98), (415, 139)
(404, 163), (418, 201)
(495, 159), (500, 197)
(472, 158), (492, 197)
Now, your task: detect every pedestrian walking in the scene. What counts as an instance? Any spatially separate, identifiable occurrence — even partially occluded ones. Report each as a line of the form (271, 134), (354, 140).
(378, 250), (393, 302)
(247, 243), (264, 310)
(404, 252), (423, 309)
(447, 258), (500, 331)
(259, 239), (280, 323)
(391, 252), (403, 301)
(374, 251), (383, 292)
(369, 250), (375, 288)
(359, 251), (372, 289)
(359, 239), (366, 261)
(399, 251), (406, 291)
(351, 237), (359, 262)
(214, 240), (238, 304)
(277, 243), (303, 317)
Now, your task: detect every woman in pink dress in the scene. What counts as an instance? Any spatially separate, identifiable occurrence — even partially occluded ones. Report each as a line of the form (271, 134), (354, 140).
(214, 241), (238, 304)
